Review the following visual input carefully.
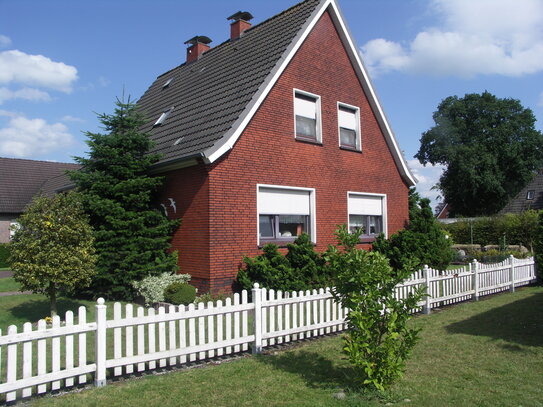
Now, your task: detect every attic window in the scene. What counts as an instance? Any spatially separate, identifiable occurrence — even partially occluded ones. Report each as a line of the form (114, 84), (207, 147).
(527, 190), (535, 200)
(154, 107), (174, 127)
(162, 78), (173, 89)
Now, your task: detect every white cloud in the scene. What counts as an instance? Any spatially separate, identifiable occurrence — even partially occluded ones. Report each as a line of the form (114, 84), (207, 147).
(0, 35), (11, 48)
(361, 0), (543, 78)
(0, 87), (51, 104)
(408, 159), (445, 209)
(61, 115), (85, 123)
(0, 50), (78, 92)
(0, 112), (73, 158)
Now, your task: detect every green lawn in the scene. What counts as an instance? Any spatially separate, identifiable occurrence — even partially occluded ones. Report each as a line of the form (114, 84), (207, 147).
(0, 277), (21, 293)
(19, 285), (542, 407)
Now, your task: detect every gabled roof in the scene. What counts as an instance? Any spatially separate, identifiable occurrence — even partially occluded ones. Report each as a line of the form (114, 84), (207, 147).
(500, 170), (543, 214)
(0, 157), (80, 213)
(137, 0), (416, 186)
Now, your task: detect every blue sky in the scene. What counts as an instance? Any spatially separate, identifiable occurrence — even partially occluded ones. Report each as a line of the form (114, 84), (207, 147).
(1, 0), (542, 208)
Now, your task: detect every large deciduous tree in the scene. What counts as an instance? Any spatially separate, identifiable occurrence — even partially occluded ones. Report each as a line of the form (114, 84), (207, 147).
(10, 192), (96, 317)
(416, 92), (543, 216)
(69, 98), (179, 300)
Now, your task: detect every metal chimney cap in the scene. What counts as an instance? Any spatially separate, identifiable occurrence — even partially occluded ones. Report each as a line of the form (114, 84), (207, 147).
(184, 36), (212, 46)
(227, 11), (254, 22)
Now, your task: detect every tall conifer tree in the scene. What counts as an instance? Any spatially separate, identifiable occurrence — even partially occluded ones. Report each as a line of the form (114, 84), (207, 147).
(70, 98), (179, 300)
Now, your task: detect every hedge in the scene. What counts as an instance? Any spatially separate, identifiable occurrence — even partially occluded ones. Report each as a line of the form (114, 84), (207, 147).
(442, 210), (540, 251)
(0, 243), (10, 268)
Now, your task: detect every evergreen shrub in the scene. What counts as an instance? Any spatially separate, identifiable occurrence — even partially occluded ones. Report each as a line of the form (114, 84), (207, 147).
(0, 243), (10, 268)
(163, 282), (196, 305)
(236, 233), (330, 292)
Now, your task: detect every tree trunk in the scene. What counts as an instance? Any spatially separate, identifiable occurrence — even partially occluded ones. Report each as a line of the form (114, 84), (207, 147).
(49, 283), (57, 317)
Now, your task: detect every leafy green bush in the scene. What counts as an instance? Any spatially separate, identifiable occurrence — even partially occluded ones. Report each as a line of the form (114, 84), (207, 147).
(326, 226), (423, 391)
(10, 192), (96, 316)
(132, 272), (191, 306)
(467, 249), (531, 264)
(163, 282), (196, 305)
(236, 233), (330, 292)
(373, 197), (453, 271)
(0, 243), (10, 268)
(442, 210), (540, 251)
(194, 291), (230, 305)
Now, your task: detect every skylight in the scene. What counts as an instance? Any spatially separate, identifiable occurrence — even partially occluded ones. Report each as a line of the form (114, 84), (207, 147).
(154, 107), (174, 127)
(162, 78), (173, 89)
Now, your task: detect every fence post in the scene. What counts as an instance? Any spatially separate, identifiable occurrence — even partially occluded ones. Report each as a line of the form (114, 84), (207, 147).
(95, 298), (107, 387)
(509, 255), (515, 293)
(471, 259), (479, 301)
(252, 283), (262, 354)
(423, 265), (431, 315)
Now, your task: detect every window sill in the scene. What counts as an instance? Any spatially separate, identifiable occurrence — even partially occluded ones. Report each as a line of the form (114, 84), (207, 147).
(258, 239), (316, 249)
(295, 136), (323, 146)
(359, 236), (377, 244)
(340, 146), (362, 153)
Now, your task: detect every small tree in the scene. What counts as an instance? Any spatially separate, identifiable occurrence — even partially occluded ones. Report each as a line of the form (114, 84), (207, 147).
(70, 98), (180, 300)
(10, 192), (96, 317)
(326, 226), (422, 390)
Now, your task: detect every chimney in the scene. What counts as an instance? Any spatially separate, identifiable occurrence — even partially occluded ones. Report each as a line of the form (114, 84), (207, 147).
(184, 36), (212, 64)
(227, 11), (254, 40)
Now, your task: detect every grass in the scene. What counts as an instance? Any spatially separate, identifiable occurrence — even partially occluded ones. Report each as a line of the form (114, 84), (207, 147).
(18, 285), (542, 407)
(0, 277), (21, 293)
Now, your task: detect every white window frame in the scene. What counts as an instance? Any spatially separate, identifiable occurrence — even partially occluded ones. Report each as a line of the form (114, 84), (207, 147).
(526, 190), (535, 200)
(257, 184), (317, 245)
(293, 88), (322, 143)
(347, 191), (387, 238)
(154, 106), (174, 127)
(337, 102), (361, 151)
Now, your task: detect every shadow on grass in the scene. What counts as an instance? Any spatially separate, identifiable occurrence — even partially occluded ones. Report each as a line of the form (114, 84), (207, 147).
(256, 348), (359, 390)
(446, 291), (543, 347)
(9, 297), (92, 322)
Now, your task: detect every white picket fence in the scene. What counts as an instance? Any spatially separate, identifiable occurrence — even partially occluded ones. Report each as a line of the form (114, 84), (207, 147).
(0, 256), (536, 402)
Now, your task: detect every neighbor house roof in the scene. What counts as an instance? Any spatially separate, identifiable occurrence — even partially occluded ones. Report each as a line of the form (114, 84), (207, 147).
(137, 0), (416, 186)
(0, 157), (80, 213)
(500, 170), (543, 214)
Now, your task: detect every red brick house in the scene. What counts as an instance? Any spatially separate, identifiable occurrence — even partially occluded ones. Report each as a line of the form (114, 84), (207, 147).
(135, 0), (416, 293)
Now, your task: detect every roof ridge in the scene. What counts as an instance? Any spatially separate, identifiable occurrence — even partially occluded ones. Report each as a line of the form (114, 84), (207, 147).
(155, 0), (318, 80)
(0, 156), (78, 165)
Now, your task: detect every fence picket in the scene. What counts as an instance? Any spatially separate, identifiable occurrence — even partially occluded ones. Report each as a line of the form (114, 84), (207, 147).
(125, 304), (134, 373)
(137, 307), (145, 372)
(216, 301), (224, 357)
(269, 289), (275, 346)
(179, 305), (187, 365)
(233, 293), (241, 353)
(169, 305), (177, 366)
(207, 301), (215, 358)
(158, 306), (166, 368)
(197, 303), (205, 360)
(188, 303), (196, 362)
(276, 291), (283, 344)
(78, 307), (87, 384)
(241, 290), (249, 352)
(148, 308), (156, 370)
(113, 303), (122, 377)
(51, 316), (61, 391)
(224, 299), (232, 355)
(64, 311), (74, 388)
(6, 325), (17, 402)
(22, 322), (32, 398)
(37, 320), (47, 393)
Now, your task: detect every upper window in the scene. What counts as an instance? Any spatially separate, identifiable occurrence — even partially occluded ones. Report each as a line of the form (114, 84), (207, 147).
(338, 103), (360, 150)
(294, 90), (321, 143)
(9, 221), (20, 240)
(162, 78), (174, 89)
(257, 185), (316, 245)
(348, 193), (386, 240)
(526, 190), (535, 200)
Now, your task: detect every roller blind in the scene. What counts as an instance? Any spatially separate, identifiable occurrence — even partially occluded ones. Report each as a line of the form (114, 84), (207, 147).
(338, 106), (357, 130)
(294, 93), (317, 119)
(258, 187), (310, 215)
(348, 194), (382, 216)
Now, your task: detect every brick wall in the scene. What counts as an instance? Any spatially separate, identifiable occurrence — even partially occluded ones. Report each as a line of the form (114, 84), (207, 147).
(161, 11), (410, 293)
(156, 164), (211, 293)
